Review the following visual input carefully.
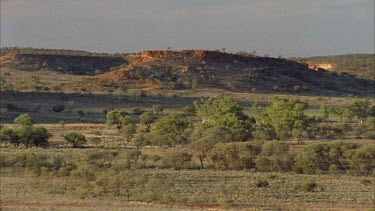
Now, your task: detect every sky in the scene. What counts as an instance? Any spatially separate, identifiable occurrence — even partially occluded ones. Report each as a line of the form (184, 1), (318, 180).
(1, 0), (374, 57)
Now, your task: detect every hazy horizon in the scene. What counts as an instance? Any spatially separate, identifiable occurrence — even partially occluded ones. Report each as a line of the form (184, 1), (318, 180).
(1, 0), (374, 57)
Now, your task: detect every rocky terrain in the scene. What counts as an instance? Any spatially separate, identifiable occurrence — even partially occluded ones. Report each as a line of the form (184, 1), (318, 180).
(98, 50), (373, 95)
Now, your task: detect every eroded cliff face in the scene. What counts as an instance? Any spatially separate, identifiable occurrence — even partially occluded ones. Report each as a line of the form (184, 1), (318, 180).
(138, 50), (251, 62)
(306, 62), (335, 71)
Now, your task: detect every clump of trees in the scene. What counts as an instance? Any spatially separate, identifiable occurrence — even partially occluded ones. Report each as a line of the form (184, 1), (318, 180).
(0, 114), (51, 147)
(106, 110), (132, 129)
(194, 97), (254, 141)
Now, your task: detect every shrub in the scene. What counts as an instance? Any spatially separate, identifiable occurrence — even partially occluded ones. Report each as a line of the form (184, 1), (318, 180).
(294, 180), (317, 192)
(254, 179), (269, 188)
(359, 179), (371, 186)
(52, 105), (65, 112)
(347, 145), (375, 176)
(293, 85), (301, 91)
(152, 104), (164, 113)
(75, 184), (92, 199)
(64, 132), (87, 147)
(14, 113), (35, 125)
(160, 150), (192, 170)
(218, 197), (234, 209)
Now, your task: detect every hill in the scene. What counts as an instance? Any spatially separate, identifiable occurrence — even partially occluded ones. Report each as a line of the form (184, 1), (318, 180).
(0, 48), (373, 96)
(292, 54), (375, 80)
(0, 47), (128, 75)
(98, 50), (373, 95)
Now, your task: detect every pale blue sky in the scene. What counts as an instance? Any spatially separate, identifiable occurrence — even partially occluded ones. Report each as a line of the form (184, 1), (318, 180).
(1, 0), (374, 57)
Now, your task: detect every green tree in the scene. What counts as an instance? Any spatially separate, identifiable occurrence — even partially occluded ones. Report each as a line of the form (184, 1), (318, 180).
(264, 98), (310, 139)
(257, 141), (294, 172)
(294, 141), (357, 174)
(346, 99), (370, 124)
(160, 150), (192, 170)
(106, 110), (131, 129)
(194, 97), (254, 141)
(0, 127), (19, 145)
(14, 125), (51, 147)
(346, 145), (375, 176)
(210, 143), (256, 170)
(14, 114), (35, 126)
(189, 126), (232, 169)
(64, 132), (87, 147)
(120, 123), (137, 142)
(319, 105), (330, 120)
(150, 115), (189, 147)
(140, 112), (158, 129)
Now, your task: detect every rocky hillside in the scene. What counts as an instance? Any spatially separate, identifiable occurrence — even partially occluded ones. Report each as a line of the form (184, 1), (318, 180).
(0, 53), (127, 75)
(293, 54), (375, 80)
(98, 50), (373, 95)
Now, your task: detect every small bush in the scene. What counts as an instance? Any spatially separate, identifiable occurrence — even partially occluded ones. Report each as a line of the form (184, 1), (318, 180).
(293, 85), (301, 91)
(295, 180), (317, 192)
(254, 179), (269, 188)
(52, 105), (65, 112)
(218, 197), (234, 209)
(75, 184), (92, 199)
(359, 179), (371, 186)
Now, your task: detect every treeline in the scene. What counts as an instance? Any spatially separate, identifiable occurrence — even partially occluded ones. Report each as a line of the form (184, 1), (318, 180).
(1, 97), (374, 148)
(0, 47), (126, 57)
(1, 97), (374, 176)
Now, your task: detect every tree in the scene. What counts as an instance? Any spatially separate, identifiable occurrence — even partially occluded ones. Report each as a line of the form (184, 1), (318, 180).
(264, 98), (310, 139)
(106, 110), (131, 129)
(2, 115), (50, 147)
(194, 97), (254, 141)
(2, 125), (51, 147)
(347, 145), (375, 176)
(257, 141), (293, 172)
(64, 132), (87, 147)
(152, 104), (164, 113)
(319, 105), (330, 120)
(346, 99), (370, 124)
(14, 114), (35, 126)
(140, 112), (158, 129)
(0, 127), (19, 145)
(189, 126), (233, 168)
(210, 143), (254, 170)
(293, 141), (357, 174)
(132, 133), (149, 149)
(150, 115), (189, 147)
(160, 150), (192, 170)
(120, 123), (137, 142)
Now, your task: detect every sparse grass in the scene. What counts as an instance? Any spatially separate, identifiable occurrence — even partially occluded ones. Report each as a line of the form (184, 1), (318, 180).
(1, 166), (374, 210)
